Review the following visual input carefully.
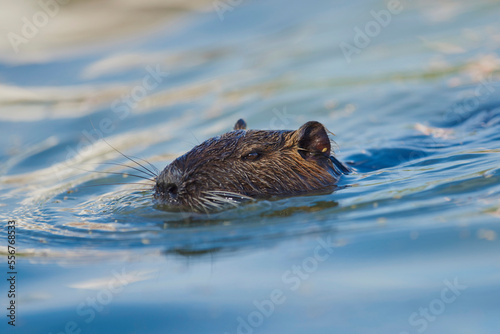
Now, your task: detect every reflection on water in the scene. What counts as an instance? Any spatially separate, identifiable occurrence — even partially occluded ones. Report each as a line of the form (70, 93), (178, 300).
(0, 0), (213, 62)
(1, 0), (500, 333)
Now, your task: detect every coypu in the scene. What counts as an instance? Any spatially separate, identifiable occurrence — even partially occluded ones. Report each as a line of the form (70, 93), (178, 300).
(154, 119), (349, 212)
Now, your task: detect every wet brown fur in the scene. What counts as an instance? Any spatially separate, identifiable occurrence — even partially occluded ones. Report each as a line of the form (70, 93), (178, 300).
(154, 120), (347, 212)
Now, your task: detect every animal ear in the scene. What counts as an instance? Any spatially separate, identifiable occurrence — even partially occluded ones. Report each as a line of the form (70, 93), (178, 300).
(234, 119), (247, 130)
(295, 121), (331, 157)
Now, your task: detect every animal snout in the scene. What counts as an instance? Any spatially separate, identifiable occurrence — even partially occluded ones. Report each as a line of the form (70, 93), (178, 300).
(156, 181), (179, 199)
(164, 183), (178, 197)
(155, 165), (184, 203)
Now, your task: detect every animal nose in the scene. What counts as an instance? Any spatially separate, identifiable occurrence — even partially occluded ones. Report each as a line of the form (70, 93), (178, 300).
(155, 164), (183, 202)
(165, 183), (178, 196)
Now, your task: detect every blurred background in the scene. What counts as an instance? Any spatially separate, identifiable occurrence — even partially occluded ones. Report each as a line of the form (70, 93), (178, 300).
(1, 0), (500, 333)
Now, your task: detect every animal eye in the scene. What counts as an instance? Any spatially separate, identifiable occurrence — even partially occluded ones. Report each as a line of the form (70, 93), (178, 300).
(242, 151), (261, 161)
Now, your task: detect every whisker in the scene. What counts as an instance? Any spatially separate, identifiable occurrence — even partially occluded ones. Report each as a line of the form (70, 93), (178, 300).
(89, 119), (159, 178)
(189, 131), (200, 144)
(200, 197), (215, 207)
(98, 171), (155, 182)
(126, 155), (160, 175)
(205, 196), (239, 208)
(78, 182), (154, 188)
(104, 188), (153, 194)
(187, 200), (196, 214)
(193, 198), (210, 214)
(204, 194), (237, 203)
(203, 190), (253, 200)
(200, 197), (220, 211)
(199, 193), (241, 211)
(91, 162), (157, 179)
(73, 166), (155, 182)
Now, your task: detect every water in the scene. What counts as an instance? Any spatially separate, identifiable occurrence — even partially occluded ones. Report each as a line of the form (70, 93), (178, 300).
(1, 0), (500, 333)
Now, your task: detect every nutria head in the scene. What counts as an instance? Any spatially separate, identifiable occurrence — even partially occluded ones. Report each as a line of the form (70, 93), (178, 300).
(154, 120), (348, 212)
